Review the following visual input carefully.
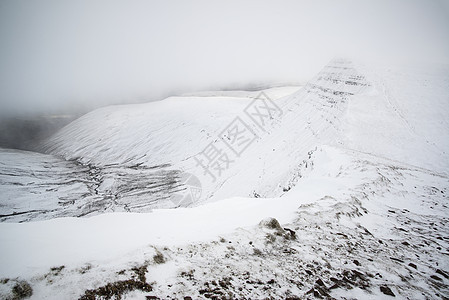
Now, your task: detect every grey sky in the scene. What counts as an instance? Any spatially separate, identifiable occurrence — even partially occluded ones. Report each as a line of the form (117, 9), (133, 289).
(1, 0), (448, 114)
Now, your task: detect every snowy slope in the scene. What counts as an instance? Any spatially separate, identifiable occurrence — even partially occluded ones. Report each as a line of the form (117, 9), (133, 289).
(341, 63), (449, 175)
(0, 146), (447, 299)
(0, 148), (183, 221)
(0, 59), (448, 299)
(36, 59), (371, 215)
(5, 60), (447, 223)
(1, 88), (302, 222)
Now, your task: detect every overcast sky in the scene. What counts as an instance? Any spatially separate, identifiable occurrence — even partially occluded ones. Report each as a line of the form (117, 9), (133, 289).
(1, 0), (448, 115)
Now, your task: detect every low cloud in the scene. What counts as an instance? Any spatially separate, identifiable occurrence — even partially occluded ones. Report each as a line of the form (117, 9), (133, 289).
(0, 0), (448, 115)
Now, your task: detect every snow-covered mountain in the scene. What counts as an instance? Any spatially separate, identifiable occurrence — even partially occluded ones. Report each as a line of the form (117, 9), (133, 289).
(44, 59), (372, 202)
(1, 59), (374, 222)
(0, 59), (448, 299)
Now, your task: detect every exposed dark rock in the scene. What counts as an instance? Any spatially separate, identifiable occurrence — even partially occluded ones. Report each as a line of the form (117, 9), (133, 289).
(436, 269), (449, 279)
(380, 285), (395, 297)
(408, 263), (417, 269)
(284, 228), (297, 240)
(430, 275), (442, 281)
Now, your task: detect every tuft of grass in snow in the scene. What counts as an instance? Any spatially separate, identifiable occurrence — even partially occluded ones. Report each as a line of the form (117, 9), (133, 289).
(79, 264), (152, 300)
(153, 252), (165, 265)
(259, 217), (284, 233)
(11, 280), (32, 299)
(78, 279), (152, 300)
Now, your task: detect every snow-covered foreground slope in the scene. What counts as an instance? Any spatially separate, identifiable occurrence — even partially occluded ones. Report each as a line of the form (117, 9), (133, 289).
(0, 59), (448, 299)
(0, 146), (447, 299)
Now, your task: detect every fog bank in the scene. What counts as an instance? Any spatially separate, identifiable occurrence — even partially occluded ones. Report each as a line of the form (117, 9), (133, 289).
(0, 0), (448, 115)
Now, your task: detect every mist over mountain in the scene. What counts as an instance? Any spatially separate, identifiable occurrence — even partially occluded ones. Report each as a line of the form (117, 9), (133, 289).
(1, 0), (448, 115)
